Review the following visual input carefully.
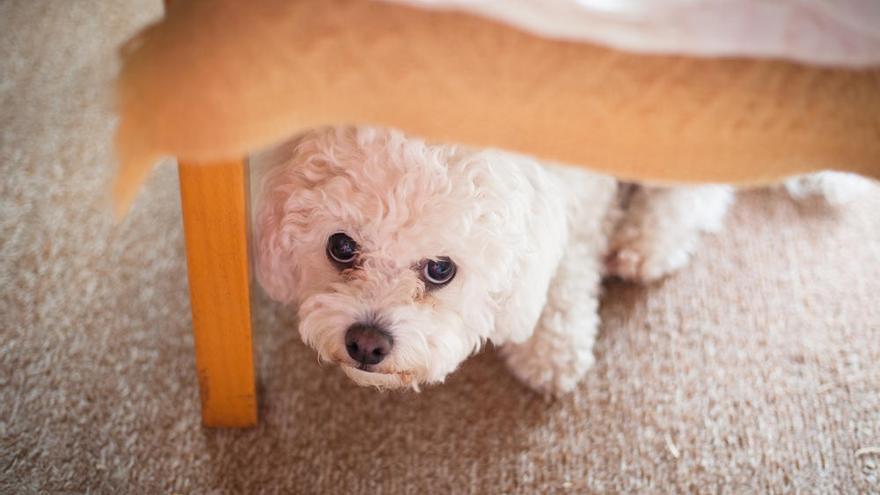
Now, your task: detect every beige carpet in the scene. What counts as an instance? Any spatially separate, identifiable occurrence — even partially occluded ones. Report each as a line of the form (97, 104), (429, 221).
(1, 1), (879, 493)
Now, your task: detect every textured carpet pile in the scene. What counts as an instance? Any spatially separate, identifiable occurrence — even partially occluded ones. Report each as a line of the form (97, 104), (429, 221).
(1, 1), (878, 493)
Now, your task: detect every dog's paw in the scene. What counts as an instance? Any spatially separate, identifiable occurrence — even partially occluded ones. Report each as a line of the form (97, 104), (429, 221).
(606, 185), (732, 283)
(501, 337), (595, 397)
(783, 171), (876, 206)
(605, 225), (694, 283)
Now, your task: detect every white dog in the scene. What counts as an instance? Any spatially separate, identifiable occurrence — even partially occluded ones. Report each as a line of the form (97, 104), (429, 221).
(254, 126), (870, 395)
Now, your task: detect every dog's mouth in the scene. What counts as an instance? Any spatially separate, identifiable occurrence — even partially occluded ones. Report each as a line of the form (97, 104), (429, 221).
(330, 354), (419, 390)
(341, 365), (420, 391)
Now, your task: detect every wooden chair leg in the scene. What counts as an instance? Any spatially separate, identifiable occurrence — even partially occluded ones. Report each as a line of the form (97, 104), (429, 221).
(178, 159), (257, 427)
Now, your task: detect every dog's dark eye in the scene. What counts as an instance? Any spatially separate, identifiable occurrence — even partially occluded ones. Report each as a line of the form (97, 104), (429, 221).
(327, 233), (358, 267)
(421, 257), (456, 287)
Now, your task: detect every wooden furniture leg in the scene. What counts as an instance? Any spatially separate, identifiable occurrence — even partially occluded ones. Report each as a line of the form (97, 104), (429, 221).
(178, 159), (257, 427)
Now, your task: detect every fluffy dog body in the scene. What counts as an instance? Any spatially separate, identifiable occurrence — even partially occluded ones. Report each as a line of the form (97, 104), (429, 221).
(256, 126), (621, 393)
(255, 126), (865, 394)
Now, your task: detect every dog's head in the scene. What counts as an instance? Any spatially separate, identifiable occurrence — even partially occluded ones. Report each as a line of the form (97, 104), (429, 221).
(255, 127), (565, 389)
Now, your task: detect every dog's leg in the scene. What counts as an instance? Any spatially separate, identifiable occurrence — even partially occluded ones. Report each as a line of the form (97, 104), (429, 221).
(500, 233), (603, 396)
(606, 185), (734, 283)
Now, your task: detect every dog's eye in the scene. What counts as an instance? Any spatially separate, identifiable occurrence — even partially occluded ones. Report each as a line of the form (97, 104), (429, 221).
(327, 232), (358, 267)
(421, 257), (456, 287)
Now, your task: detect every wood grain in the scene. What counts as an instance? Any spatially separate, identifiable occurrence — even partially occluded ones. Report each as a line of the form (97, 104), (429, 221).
(114, 0), (880, 215)
(178, 160), (257, 427)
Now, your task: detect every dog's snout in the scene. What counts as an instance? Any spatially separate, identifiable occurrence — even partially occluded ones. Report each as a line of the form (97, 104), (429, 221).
(345, 323), (393, 365)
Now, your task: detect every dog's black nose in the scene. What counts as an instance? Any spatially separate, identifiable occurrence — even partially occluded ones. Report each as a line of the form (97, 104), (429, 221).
(345, 323), (393, 365)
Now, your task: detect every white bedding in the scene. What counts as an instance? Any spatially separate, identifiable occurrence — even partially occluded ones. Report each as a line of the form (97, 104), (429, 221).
(389, 0), (880, 67)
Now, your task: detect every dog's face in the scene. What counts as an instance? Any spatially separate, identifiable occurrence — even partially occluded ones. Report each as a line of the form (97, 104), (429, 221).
(256, 128), (552, 389)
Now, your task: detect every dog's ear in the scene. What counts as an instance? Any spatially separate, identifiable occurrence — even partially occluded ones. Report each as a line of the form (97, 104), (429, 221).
(251, 134), (313, 305)
(489, 174), (570, 345)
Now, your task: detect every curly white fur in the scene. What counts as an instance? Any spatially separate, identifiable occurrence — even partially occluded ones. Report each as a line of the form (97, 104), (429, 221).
(255, 126), (876, 395)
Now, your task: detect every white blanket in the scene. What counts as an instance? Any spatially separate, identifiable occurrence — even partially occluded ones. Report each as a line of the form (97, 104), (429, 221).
(391, 0), (880, 67)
